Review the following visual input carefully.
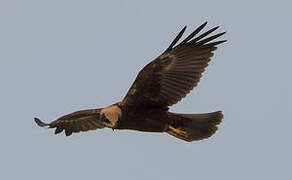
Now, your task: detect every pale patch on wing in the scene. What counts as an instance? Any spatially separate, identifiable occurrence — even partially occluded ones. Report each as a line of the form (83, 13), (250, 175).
(129, 84), (136, 95)
(100, 105), (122, 124)
(160, 54), (176, 72)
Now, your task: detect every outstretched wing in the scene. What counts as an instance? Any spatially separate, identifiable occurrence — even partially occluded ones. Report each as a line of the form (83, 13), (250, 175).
(34, 109), (105, 136)
(121, 22), (226, 108)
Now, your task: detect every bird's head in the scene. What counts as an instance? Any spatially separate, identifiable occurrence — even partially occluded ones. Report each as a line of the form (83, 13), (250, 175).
(100, 105), (122, 128)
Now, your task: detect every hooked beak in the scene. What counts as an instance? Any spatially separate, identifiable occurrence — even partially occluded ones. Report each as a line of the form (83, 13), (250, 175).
(100, 114), (118, 128)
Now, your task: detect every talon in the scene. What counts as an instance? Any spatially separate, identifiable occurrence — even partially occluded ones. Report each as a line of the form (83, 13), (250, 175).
(168, 125), (187, 136)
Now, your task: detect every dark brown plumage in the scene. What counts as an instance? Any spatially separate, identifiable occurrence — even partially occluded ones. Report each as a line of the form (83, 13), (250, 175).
(35, 22), (226, 142)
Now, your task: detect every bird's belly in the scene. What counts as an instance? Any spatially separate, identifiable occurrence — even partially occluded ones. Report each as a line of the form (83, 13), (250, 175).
(116, 115), (167, 132)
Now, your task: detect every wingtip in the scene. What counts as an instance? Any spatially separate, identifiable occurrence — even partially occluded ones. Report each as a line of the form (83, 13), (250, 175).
(34, 117), (49, 127)
(213, 26), (220, 31)
(220, 39), (227, 44)
(180, 26), (187, 34)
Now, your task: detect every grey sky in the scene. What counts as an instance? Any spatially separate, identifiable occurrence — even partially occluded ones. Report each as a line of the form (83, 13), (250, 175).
(1, 0), (291, 179)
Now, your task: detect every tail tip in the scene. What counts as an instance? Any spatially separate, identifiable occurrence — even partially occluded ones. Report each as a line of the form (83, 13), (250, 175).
(219, 110), (223, 118)
(216, 110), (224, 124)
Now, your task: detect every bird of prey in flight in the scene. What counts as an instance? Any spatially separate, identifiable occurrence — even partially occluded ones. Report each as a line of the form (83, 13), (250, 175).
(35, 22), (226, 142)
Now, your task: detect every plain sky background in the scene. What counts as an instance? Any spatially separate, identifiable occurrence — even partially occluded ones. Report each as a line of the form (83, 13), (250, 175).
(1, 0), (291, 179)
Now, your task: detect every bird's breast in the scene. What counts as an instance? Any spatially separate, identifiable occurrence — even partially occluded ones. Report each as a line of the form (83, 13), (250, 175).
(116, 107), (168, 132)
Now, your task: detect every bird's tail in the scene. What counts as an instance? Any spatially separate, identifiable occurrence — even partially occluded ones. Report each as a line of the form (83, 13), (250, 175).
(166, 111), (223, 142)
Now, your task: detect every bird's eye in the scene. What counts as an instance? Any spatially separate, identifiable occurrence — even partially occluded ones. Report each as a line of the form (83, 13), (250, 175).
(101, 114), (111, 124)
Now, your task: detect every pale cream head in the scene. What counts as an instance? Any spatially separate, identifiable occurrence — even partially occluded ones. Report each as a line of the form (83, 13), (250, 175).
(100, 105), (122, 128)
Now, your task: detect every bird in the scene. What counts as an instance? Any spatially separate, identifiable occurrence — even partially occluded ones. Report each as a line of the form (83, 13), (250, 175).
(35, 22), (226, 142)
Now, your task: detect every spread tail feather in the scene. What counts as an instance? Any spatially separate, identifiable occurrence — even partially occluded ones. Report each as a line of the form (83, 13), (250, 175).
(166, 111), (223, 142)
